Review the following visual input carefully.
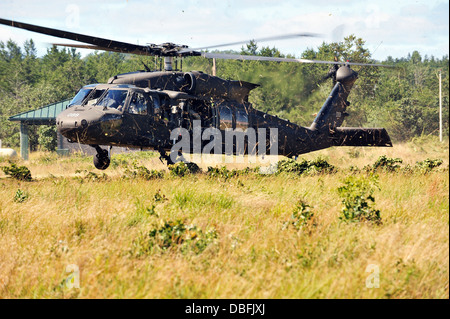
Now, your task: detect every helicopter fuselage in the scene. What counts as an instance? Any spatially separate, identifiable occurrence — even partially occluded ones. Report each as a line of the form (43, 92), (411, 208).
(56, 66), (392, 169)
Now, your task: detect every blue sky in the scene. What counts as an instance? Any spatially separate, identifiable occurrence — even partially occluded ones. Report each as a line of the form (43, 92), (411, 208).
(0, 0), (448, 61)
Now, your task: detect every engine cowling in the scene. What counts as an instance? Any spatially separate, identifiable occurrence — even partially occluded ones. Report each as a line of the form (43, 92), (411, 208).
(184, 71), (259, 103)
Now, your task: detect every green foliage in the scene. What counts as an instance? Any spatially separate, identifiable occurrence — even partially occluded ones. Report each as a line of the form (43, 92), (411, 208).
(110, 155), (129, 168)
(14, 188), (29, 203)
(206, 166), (257, 180)
(37, 125), (57, 151)
(277, 157), (335, 175)
(363, 155), (444, 174)
(74, 169), (108, 182)
(282, 199), (316, 231)
(369, 155), (403, 172)
(168, 162), (201, 177)
(153, 189), (168, 203)
(122, 161), (165, 180)
(1, 163), (32, 181)
(134, 219), (218, 255)
(415, 158), (443, 172)
(337, 175), (382, 225)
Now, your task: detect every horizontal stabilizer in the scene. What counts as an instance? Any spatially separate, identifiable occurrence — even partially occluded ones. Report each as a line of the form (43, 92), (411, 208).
(330, 127), (392, 147)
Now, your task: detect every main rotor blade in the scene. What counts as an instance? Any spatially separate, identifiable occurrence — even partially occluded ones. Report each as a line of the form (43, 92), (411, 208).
(201, 52), (392, 67)
(180, 33), (321, 53)
(0, 17), (154, 55)
(52, 43), (138, 54)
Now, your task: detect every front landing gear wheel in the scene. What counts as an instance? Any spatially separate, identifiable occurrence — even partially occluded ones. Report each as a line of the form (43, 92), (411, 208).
(91, 145), (111, 170)
(93, 153), (110, 170)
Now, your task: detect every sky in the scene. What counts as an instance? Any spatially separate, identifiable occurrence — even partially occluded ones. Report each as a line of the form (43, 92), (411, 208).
(0, 0), (448, 61)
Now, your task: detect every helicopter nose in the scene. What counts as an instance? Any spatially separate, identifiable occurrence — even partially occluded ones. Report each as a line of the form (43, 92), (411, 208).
(56, 117), (88, 131)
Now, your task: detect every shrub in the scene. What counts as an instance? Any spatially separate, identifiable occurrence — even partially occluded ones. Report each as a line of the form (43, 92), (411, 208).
(14, 188), (29, 203)
(134, 219), (218, 255)
(153, 189), (168, 202)
(206, 166), (259, 180)
(110, 154), (129, 168)
(37, 125), (57, 152)
(282, 199), (316, 231)
(123, 161), (165, 180)
(1, 163), (32, 181)
(368, 155), (403, 172)
(415, 158), (443, 172)
(207, 166), (237, 180)
(277, 157), (335, 175)
(337, 175), (382, 225)
(168, 162), (201, 177)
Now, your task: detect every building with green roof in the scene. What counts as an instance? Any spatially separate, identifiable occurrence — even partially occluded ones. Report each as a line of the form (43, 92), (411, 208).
(8, 99), (72, 160)
(9, 98), (135, 160)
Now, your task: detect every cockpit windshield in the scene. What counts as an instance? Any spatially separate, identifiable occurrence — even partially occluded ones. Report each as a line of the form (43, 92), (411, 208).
(86, 89), (106, 106)
(96, 89), (129, 111)
(69, 88), (92, 107)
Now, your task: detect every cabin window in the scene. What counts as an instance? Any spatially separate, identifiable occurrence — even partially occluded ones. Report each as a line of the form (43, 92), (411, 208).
(150, 94), (160, 115)
(128, 92), (149, 115)
(219, 105), (233, 130)
(235, 107), (249, 130)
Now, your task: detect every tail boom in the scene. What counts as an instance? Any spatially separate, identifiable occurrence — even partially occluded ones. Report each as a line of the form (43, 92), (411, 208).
(329, 127), (392, 147)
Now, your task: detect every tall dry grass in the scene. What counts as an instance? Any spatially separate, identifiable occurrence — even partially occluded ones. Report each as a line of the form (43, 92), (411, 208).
(0, 138), (448, 298)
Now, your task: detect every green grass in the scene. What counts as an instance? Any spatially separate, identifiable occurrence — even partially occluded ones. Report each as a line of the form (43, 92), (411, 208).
(0, 139), (448, 299)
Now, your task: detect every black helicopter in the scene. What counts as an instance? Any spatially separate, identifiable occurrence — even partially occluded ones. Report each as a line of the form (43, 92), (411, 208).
(0, 18), (392, 170)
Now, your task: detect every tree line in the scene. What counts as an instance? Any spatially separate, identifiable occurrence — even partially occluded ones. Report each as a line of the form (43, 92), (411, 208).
(0, 36), (448, 151)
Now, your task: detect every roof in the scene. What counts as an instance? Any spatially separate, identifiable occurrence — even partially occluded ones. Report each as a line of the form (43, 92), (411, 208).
(8, 98), (72, 125)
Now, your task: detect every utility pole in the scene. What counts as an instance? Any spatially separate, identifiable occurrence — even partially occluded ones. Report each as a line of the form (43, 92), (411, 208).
(212, 58), (216, 76)
(439, 69), (442, 142)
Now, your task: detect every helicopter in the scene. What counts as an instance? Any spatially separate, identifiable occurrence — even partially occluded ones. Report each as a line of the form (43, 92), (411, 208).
(0, 18), (392, 170)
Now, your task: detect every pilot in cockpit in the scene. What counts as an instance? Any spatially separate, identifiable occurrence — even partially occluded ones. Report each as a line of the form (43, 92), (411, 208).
(129, 92), (147, 114)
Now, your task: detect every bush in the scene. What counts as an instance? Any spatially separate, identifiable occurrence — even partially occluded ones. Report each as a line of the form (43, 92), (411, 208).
(38, 125), (57, 152)
(1, 163), (32, 181)
(206, 166), (259, 180)
(14, 188), (29, 203)
(277, 157), (335, 175)
(133, 219), (218, 255)
(153, 189), (168, 202)
(337, 175), (382, 225)
(367, 155), (403, 172)
(168, 162), (201, 177)
(123, 161), (165, 180)
(415, 158), (443, 172)
(282, 199), (316, 231)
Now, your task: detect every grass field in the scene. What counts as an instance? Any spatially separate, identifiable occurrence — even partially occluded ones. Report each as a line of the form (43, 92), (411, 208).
(0, 136), (448, 299)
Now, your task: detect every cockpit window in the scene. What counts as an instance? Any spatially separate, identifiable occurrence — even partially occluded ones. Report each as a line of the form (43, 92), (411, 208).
(96, 89), (129, 111)
(128, 92), (148, 115)
(86, 89), (106, 106)
(69, 88), (92, 107)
